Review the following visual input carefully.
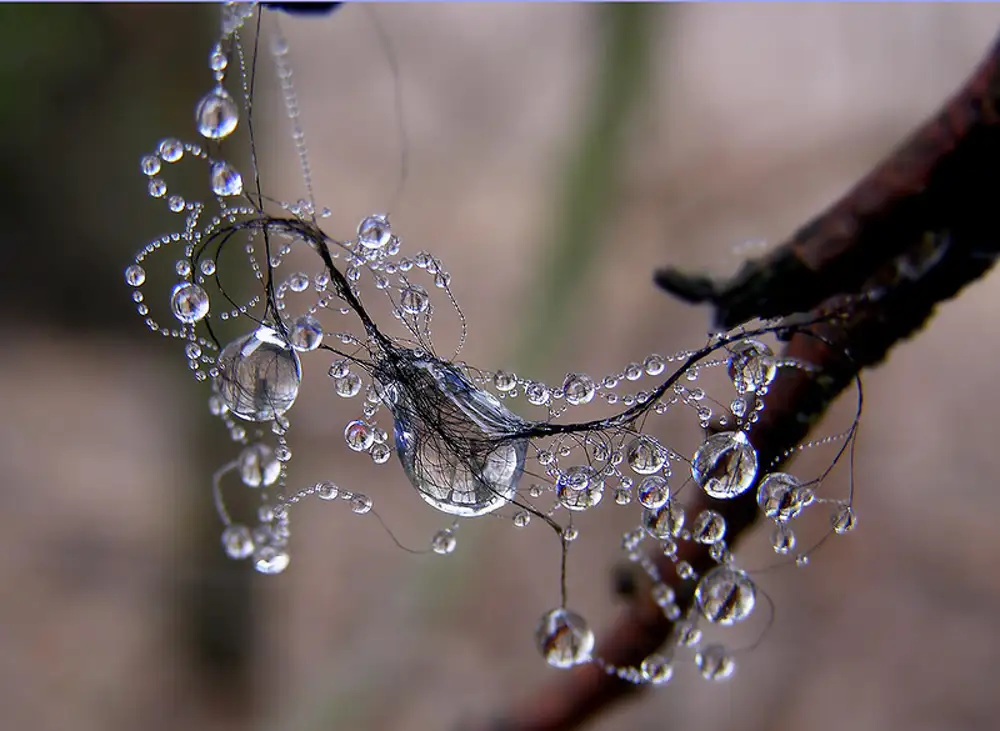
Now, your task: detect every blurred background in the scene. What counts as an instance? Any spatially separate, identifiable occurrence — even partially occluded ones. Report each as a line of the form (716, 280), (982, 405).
(3, 3), (1000, 731)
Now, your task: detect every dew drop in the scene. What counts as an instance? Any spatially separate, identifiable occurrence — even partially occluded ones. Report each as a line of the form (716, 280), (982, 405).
(196, 87), (239, 139)
(691, 510), (726, 544)
(399, 284), (429, 314)
(562, 373), (596, 406)
(756, 472), (809, 522)
(170, 283), (209, 323)
(696, 644), (736, 681)
(167, 195), (186, 213)
(215, 327), (302, 421)
(727, 339), (777, 394)
(350, 493), (372, 514)
(493, 370), (517, 392)
(221, 524), (254, 559)
(641, 499), (685, 539)
(771, 522), (796, 554)
(253, 545), (290, 575)
(637, 475), (669, 510)
(140, 155), (161, 176)
(357, 214), (392, 250)
(695, 565), (756, 625)
(316, 481), (339, 500)
(557, 465), (604, 511)
(210, 160), (244, 196)
(640, 654), (674, 685)
(644, 354), (665, 376)
(512, 510), (530, 528)
(431, 529), (457, 555)
(832, 504), (857, 534)
(125, 264), (146, 287)
(148, 178), (167, 198)
(627, 436), (666, 475)
(535, 608), (594, 669)
(289, 314), (323, 351)
(345, 419), (374, 452)
(525, 382), (550, 406)
(238, 443), (281, 487)
(288, 272), (310, 292)
(158, 138), (184, 162)
(691, 431), (758, 499)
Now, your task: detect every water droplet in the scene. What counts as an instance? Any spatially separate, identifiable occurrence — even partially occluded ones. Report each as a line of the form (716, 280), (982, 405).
(215, 327), (302, 421)
(637, 475), (669, 509)
(696, 644), (736, 681)
(350, 493), (373, 514)
(317, 481), (339, 500)
(832, 504), (857, 534)
(140, 155), (161, 176)
(627, 436), (666, 475)
(399, 284), (429, 314)
(167, 195), (186, 213)
(210, 160), (244, 196)
(209, 45), (228, 72)
(557, 465), (604, 511)
(691, 510), (726, 544)
(535, 608), (594, 669)
(288, 314), (323, 351)
(431, 529), (457, 554)
(562, 373), (596, 406)
(170, 283), (209, 323)
(756, 472), (809, 522)
(345, 420), (374, 452)
(691, 431), (758, 499)
(525, 382), (550, 406)
(641, 499), (684, 539)
(640, 654), (674, 685)
(200, 259), (217, 276)
(493, 370), (517, 392)
(389, 357), (528, 518)
(125, 264), (146, 287)
(253, 545), (290, 575)
(730, 397), (748, 418)
(357, 214), (392, 250)
(771, 522), (796, 554)
(158, 138), (183, 162)
(289, 272), (309, 292)
(512, 510), (530, 528)
(148, 178), (167, 197)
(644, 355), (665, 376)
(695, 566), (756, 625)
(196, 87), (239, 139)
(238, 443), (281, 487)
(221, 524), (254, 559)
(727, 339), (776, 394)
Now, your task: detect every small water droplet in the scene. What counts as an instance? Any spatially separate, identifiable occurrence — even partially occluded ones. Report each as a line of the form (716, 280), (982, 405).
(832, 503), (857, 534)
(562, 373), (596, 406)
(210, 160), (244, 196)
(317, 481), (339, 500)
(691, 510), (726, 544)
(148, 178), (167, 198)
(535, 608), (594, 668)
(399, 284), (429, 314)
(125, 264), (146, 287)
(696, 644), (736, 681)
(640, 654), (674, 684)
(289, 314), (323, 351)
(140, 155), (161, 176)
(637, 475), (669, 510)
(335, 373), (363, 398)
(431, 529), (457, 554)
(641, 499), (684, 539)
(512, 510), (530, 528)
(350, 493), (372, 514)
(695, 566), (756, 625)
(238, 443), (281, 487)
(196, 87), (239, 139)
(253, 545), (290, 575)
(345, 420), (374, 452)
(771, 522), (796, 554)
(221, 524), (254, 559)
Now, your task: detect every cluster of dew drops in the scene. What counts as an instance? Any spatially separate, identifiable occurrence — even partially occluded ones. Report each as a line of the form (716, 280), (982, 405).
(125, 2), (859, 687)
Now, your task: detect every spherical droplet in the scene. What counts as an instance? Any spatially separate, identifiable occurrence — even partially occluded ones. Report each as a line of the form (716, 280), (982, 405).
(727, 339), (776, 394)
(525, 382), (550, 406)
(557, 465), (604, 511)
(512, 510), (530, 528)
(637, 475), (670, 510)
(238, 443), (281, 487)
(140, 155), (161, 176)
(756, 472), (810, 522)
(215, 327), (302, 422)
(562, 373), (595, 406)
(196, 87), (239, 139)
(350, 493), (373, 514)
(691, 431), (758, 500)
(170, 283), (210, 324)
(641, 499), (684, 539)
(691, 510), (726, 544)
(210, 160), (244, 196)
(316, 481), (339, 500)
(696, 644), (736, 681)
(357, 214), (392, 250)
(158, 138), (184, 162)
(253, 545), (290, 575)
(493, 370), (517, 392)
(832, 504), (857, 534)
(431, 529), (457, 555)
(771, 522), (796, 554)
(695, 566), (756, 625)
(148, 178), (167, 198)
(125, 264), (146, 287)
(627, 436), (666, 475)
(399, 284), (429, 315)
(535, 608), (594, 669)
(335, 373), (363, 398)
(289, 314), (323, 351)
(345, 419), (374, 452)
(221, 524), (254, 559)
(644, 354), (665, 376)
(370, 442), (392, 464)
(640, 654), (674, 685)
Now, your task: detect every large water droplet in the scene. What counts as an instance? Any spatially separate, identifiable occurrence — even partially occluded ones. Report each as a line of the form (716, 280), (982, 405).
(756, 472), (809, 521)
(387, 356), (528, 517)
(535, 608), (594, 668)
(357, 214), (392, 250)
(691, 431), (758, 499)
(640, 654), (674, 685)
(158, 138), (184, 162)
(170, 283), (210, 323)
(215, 327), (302, 422)
(695, 566), (756, 625)
(727, 339), (776, 394)
(210, 160), (244, 196)
(562, 373), (595, 406)
(196, 87), (239, 139)
(125, 264), (146, 287)
(238, 443), (281, 487)
(557, 465), (604, 511)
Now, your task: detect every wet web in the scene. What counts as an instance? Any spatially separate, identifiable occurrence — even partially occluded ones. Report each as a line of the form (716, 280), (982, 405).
(126, 2), (863, 686)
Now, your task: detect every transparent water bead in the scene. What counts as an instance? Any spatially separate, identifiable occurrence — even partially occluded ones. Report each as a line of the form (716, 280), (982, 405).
(215, 327), (302, 422)
(637, 475), (669, 510)
(335, 373), (363, 398)
(562, 373), (595, 406)
(124, 264), (146, 287)
(756, 472), (811, 522)
(640, 654), (674, 685)
(345, 420), (375, 452)
(627, 436), (666, 475)
(140, 155), (161, 176)
(158, 137), (183, 162)
(691, 510), (726, 544)
(493, 370), (517, 392)
(289, 314), (323, 351)
(253, 545), (290, 575)
(316, 480), (339, 500)
(832, 503), (857, 534)
(170, 283), (210, 323)
(535, 608), (594, 669)
(221, 524), (254, 559)
(696, 644), (736, 681)
(210, 160), (243, 196)
(431, 529), (457, 555)
(641, 499), (684, 539)
(695, 565), (756, 625)
(557, 465), (604, 511)
(387, 356), (528, 518)
(691, 431), (758, 500)
(196, 86), (239, 139)
(238, 443), (281, 487)
(357, 214), (392, 250)
(399, 284), (429, 315)
(727, 339), (777, 394)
